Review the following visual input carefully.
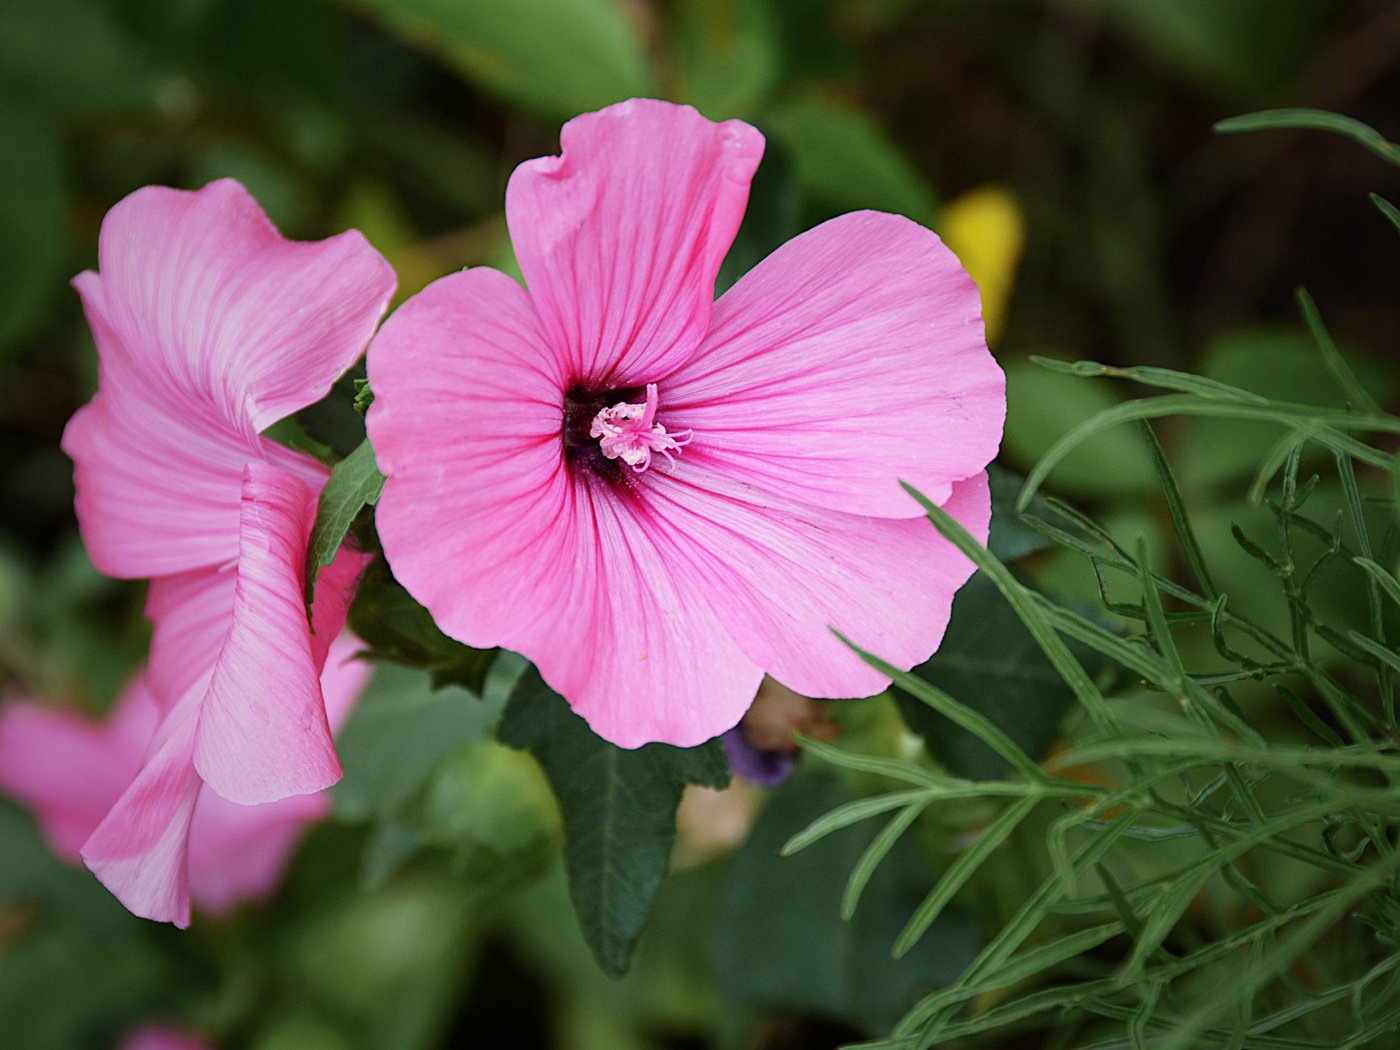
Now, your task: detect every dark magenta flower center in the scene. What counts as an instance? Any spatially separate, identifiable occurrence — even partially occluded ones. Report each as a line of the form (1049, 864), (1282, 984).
(562, 383), (691, 482)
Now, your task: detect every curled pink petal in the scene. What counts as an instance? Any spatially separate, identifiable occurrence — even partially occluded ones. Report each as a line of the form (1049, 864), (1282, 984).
(84, 178), (394, 435)
(80, 695), (203, 926)
(192, 462), (357, 804)
(506, 99), (764, 388)
(63, 179), (391, 580)
(0, 635), (371, 924)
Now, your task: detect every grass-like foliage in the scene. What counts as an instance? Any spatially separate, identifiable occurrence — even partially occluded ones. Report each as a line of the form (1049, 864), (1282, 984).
(787, 116), (1400, 1050)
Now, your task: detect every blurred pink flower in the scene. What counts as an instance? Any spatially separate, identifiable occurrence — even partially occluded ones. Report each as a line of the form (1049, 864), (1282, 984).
(0, 635), (370, 917)
(367, 99), (1004, 748)
(60, 179), (394, 923)
(119, 1024), (215, 1050)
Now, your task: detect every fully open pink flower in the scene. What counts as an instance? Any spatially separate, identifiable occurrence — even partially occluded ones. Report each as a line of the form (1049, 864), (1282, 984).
(60, 179), (394, 921)
(368, 99), (1004, 748)
(0, 636), (369, 917)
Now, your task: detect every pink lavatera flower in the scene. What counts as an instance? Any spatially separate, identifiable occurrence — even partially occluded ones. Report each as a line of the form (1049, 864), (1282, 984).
(60, 179), (394, 921)
(0, 636), (370, 919)
(367, 99), (1005, 748)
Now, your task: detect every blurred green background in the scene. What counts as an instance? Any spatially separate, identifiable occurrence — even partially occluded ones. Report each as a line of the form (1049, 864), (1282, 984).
(1, 1), (1398, 1048)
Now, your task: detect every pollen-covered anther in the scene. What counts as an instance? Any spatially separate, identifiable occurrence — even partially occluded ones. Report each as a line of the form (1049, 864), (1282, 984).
(589, 383), (692, 473)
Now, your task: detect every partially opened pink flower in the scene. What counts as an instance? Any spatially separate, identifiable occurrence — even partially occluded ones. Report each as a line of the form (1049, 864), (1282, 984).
(0, 636), (369, 917)
(368, 99), (1004, 748)
(60, 179), (394, 922)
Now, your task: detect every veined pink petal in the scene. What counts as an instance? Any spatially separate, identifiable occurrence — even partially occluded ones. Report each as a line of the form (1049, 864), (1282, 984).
(63, 177), (390, 579)
(538, 479), (765, 748)
(62, 383), (246, 578)
(81, 693), (203, 926)
(120, 1026), (214, 1050)
(188, 632), (366, 911)
(144, 568), (237, 718)
(664, 211), (1004, 519)
(193, 461), (350, 804)
(63, 293), (342, 580)
(319, 630), (374, 734)
(84, 178), (394, 434)
(368, 267), (573, 648)
(506, 99), (764, 388)
(643, 469), (991, 698)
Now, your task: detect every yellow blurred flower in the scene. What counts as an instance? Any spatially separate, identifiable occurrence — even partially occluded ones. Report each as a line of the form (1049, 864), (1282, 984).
(941, 186), (1025, 345)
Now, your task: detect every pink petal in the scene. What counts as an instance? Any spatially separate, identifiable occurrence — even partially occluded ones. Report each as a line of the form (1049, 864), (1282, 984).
(63, 176), (390, 579)
(368, 269), (763, 746)
(187, 630), (367, 911)
(536, 480), (765, 748)
(62, 302), (336, 579)
(62, 382), (246, 578)
(368, 266), (572, 650)
(81, 696), (203, 926)
(192, 461), (347, 804)
(505, 99), (764, 388)
(664, 211), (1004, 519)
(83, 178), (394, 433)
(641, 468), (991, 699)
(319, 631), (374, 734)
(0, 692), (153, 859)
(144, 568), (238, 717)
(120, 1027), (215, 1050)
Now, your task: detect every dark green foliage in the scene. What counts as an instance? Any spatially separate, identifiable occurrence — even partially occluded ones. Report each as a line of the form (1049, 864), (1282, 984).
(0, 99), (65, 366)
(715, 775), (980, 1034)
(348, 560), (497, 693)
(894, 571), (1096, 780)
(498, 665), (729, 977)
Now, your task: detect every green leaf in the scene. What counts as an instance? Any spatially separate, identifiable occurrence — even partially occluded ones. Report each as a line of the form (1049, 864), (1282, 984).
(714, 775), (979, 1034)
(1002, 357), (1157, 498)
(672, 0), (781, 118)
(1177, 330), (1394, 488)
(893, 572), (1099, 780)
(893, 794), (1040, 958)
(1296, 288), (1384, 416)
(305, 438), (384, 608)
(987, 464), (1057, 561)
(0, 98), (66, 367)
(1215, 109), (1400, 167)
(497, 665), (728, 977)
(1372, 193), (1400, 234)
(0, 802), (178, 1050)
(340, 0), (649, 118)
(763, 97), (937, 222)
(348, 560), (498, 693)
(0, 0), (155, 114)
(333, 663), (503, 823)
(1069, 0), (1328, 99)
